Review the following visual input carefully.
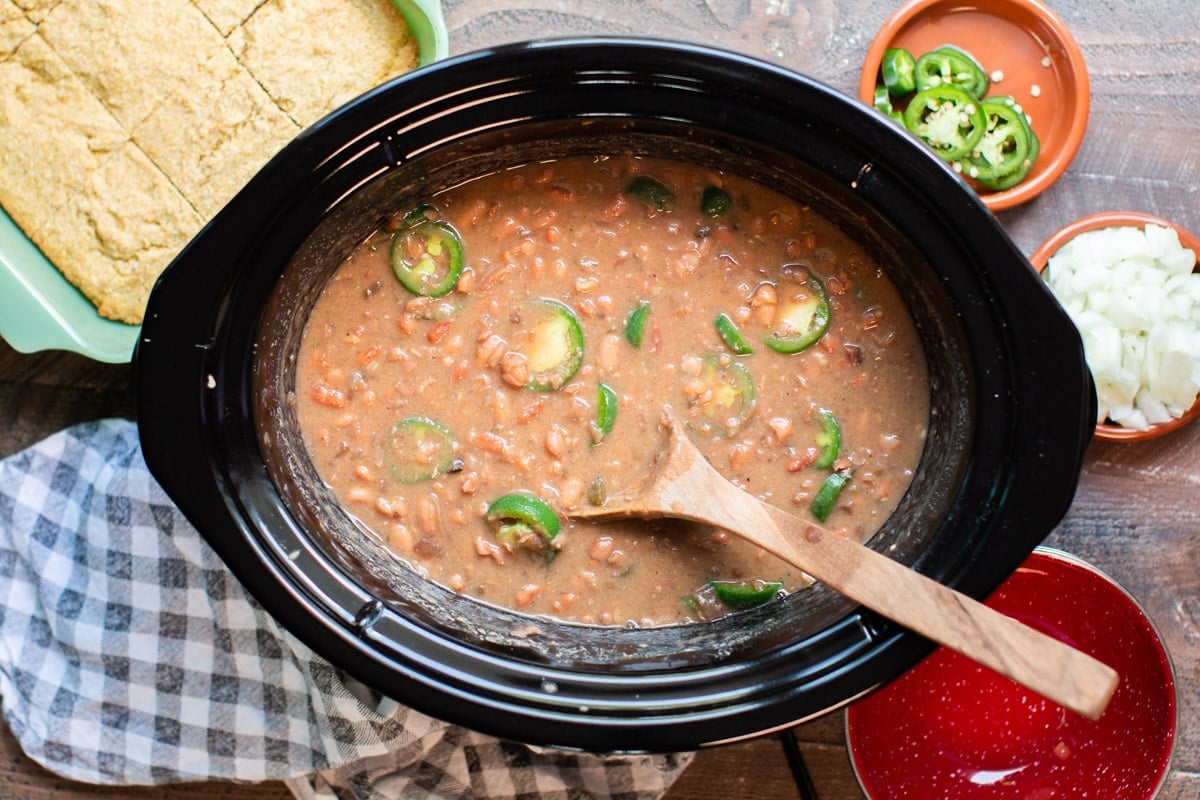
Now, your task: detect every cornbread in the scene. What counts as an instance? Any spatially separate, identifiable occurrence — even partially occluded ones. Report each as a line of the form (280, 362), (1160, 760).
(0, 0), (418, 325)
(0, 35), (203, 324)
(0, 0), (33, 55)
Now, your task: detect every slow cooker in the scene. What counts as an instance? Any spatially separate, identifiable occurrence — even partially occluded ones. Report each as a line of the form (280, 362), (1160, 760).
(136, 38), (1095, 752)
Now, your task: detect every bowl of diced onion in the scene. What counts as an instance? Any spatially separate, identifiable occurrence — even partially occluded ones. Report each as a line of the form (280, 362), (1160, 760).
(1031, 211), (1200, 442)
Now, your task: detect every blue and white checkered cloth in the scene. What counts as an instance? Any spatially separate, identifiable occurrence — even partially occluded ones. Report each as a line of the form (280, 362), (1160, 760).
(0, 419), (691, 799)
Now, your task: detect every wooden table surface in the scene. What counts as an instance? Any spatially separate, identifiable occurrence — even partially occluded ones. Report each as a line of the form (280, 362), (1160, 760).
(1, 1), (1196, 797)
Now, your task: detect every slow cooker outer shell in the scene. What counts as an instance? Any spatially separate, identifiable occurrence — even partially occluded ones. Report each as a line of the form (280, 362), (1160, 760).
(135, 38), (1095, 752)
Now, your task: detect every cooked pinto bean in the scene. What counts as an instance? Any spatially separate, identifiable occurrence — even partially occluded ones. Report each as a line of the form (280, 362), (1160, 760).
(296, 156), (928, 626)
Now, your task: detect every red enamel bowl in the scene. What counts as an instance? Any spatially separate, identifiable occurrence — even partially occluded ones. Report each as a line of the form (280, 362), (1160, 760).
(847, 547), (1177, 799)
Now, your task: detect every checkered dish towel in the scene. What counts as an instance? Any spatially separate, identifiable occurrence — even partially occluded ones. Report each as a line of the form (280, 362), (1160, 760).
(0, 420), (692, 799)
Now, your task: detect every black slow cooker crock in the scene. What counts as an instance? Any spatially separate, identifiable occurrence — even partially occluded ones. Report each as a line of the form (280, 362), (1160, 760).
(135, 38), (1095, 753)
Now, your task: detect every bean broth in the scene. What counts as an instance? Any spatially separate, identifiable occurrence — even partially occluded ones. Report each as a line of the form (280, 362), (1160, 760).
(295, 156), (929, 626)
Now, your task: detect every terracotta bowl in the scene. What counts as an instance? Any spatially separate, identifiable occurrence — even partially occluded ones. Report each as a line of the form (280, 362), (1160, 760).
(847, 547), (1177, 800)
(859, 0), (1089, 211)
(1030, 211), (1200, 442)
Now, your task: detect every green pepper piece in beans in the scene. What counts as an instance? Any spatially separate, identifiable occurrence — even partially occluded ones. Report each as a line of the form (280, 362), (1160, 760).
(714, 312), (754, 355)
(518, 299), (585, 391)
(486, 492), (561, 552)
(397, 201), (439, 229)
(625, 176), (674, 211)
(881, 47), (917, 96)
(811, 469), (852, 522)
(763, 271), (831, 354)
(390, 218), (464, 297)
(700, 185), (733, 217)
(813, 409), (842, 470)
(709, 580), (784, 610)
(380, 417), (458, 484)
(903, 84), (988, 162)
(594, 382), (619, 443)
(914, 45), (989, 98)
(624, 300), (651, 348)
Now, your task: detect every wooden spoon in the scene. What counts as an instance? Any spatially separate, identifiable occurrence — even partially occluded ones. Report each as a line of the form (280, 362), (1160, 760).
(570, 408), (1119, 720)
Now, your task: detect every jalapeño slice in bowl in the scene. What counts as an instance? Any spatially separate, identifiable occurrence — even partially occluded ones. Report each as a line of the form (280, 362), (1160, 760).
(880, 46), (916, 96)
(914, 45), (989, 98)
(957, 97), (1035, 185)
(903, 85), (987, 162)
(518, 299), (585, 391)
(390, 218), (464, 297)
(763, 271), (831, 354)
(380, 417), (458, 483)
(979, 123), (1040, 191)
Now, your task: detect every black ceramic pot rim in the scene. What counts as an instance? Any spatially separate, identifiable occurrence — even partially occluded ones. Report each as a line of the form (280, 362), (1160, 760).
(135, 36), (1095, 752)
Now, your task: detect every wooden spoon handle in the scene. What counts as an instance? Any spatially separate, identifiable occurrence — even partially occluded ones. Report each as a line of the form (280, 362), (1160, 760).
(676, 472), (1119, 719)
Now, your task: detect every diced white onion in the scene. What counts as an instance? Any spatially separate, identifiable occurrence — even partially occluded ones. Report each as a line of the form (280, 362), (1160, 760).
(1044, 224), (1200, 430)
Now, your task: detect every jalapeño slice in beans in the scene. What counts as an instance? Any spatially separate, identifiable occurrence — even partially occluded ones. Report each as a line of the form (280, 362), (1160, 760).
(811, 469), (852, 522)
(813, 408), (842, 470)
(520, 299), (585, 391)
(390, 219), (464, 297)
(903, 85), (988, 162)
(700, 185), (733, 217)
(486, 492), (561, 552)
(714, 312), (754, 355)
(398, 201), (439, 229)
(624, 300), (650, 348)
(763, 271), (831, 354)
(709, 580), (784, 610)
(691, 354), (756, 435)
(625, 175), (674, 211)
(881, 47), (917, 96)
(914, 45), (989, 98)
(381, 417), (457, 483)
(594, 382), (618, 443)
(957, 97), (1035, 184)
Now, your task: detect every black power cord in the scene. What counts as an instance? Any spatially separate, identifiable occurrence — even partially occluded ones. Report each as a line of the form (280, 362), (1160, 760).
(779, 728), (820, 800)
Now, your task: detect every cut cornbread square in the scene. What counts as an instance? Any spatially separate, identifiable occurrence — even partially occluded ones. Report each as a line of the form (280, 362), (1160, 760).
(9, 0), (54, 23)
(0, 35), (204, 324)
(0, 0), (33, 56)
(131, 51), (300, 219)
(38, 0), (231, 131)
(191, 0), (265, 36)
(229, 0), (418, 128)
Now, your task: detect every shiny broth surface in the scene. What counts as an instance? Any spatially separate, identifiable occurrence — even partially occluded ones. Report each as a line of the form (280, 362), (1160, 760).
(295, 156), (929, 625)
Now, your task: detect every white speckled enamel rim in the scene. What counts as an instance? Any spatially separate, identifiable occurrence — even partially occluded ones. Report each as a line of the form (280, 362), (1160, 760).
(0, 0), (448, 364)
(845, 545), (1178, 800)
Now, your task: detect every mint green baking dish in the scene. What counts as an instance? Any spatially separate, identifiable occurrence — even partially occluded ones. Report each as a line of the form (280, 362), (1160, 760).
(0, 0), (447, 363)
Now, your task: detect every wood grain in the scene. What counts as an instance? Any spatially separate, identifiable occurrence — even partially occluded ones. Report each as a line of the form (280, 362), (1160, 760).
(2, 0), (1199, 797)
